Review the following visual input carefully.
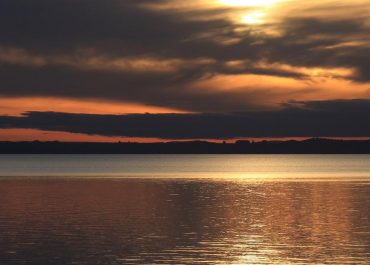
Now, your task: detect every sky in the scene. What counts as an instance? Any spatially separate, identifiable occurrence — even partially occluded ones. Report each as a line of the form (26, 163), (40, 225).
(0, 0), (370, 142)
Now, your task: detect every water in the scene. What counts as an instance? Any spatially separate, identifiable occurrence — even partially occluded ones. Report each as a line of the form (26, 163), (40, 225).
(0, 155), (369, 264)
(1, 154), (370, 180)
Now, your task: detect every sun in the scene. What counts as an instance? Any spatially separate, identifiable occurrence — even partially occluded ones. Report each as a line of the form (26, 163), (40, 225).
(218, 0), (282, 7)
(217, 0), (284, 25)
(241, 12), (265, 24)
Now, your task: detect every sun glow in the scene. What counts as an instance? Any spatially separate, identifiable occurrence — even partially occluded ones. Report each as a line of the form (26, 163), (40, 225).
(218, 0), (285, 25)
(241, 12), (265, 24)
(219, 0), (282, 7)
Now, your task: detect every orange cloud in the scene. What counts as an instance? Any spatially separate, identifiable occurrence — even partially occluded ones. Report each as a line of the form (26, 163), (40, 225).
(190, 71), (370, 108)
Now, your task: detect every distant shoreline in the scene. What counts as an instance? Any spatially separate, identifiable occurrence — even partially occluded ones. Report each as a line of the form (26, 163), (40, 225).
(1, 138), (370, 154)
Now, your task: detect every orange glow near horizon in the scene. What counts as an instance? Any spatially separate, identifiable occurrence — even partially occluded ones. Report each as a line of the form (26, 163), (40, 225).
(0, 129), (164, 143)
(0, 128), (368, 143)
(0, 97), (188, 116)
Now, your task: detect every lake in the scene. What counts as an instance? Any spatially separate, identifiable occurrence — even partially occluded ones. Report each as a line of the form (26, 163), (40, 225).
(0, 155), (369, 264)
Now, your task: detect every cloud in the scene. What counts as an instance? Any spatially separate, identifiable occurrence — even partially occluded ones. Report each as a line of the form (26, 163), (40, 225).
(1, 99), (370, 139)
(0, 0), (370, 113)
(266, 17), (370, 81)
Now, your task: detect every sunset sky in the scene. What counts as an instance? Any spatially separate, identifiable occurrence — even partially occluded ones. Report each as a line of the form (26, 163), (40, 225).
(1, 0), (370, 141)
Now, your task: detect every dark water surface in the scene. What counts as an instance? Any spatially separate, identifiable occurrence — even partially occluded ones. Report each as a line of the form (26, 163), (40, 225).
(0, 155), (369, 264)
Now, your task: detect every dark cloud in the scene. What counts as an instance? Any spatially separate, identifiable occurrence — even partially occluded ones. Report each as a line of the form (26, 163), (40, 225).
(0, 63), (298, 112)
(266, 18), (370, 81)
(1, 99), (370, 139)
(0, 0), (232, 55)
(0, 0), (370, 113)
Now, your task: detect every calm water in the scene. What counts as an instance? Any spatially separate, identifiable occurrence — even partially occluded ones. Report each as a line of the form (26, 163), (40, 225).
(0, 155), (369, 264)
(1, 154), (370, 180)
